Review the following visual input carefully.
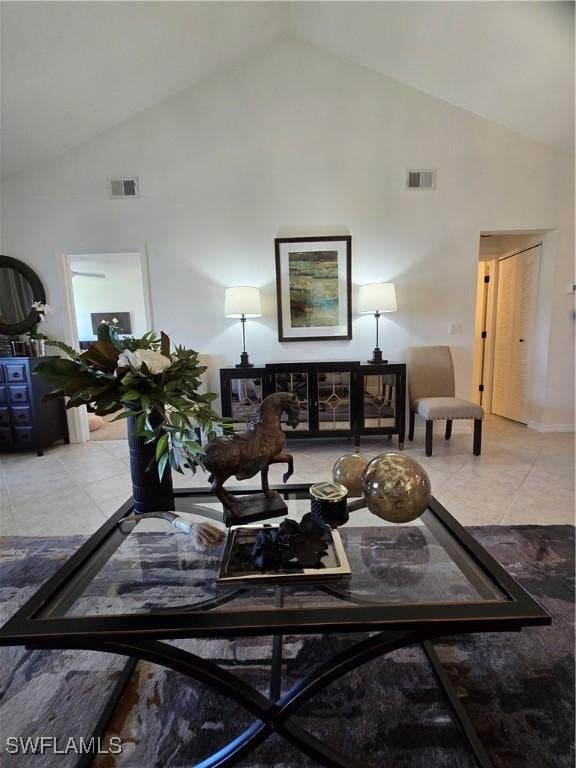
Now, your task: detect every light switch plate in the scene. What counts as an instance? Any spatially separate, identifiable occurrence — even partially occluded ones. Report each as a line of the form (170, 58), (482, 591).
(448, 321), (463, 335)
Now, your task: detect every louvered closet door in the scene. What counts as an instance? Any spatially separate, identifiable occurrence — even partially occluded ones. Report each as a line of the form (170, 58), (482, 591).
(492, 245), (541, 423)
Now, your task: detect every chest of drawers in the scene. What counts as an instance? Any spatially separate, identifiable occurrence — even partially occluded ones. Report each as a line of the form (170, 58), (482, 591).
(0, 357), (69, 456)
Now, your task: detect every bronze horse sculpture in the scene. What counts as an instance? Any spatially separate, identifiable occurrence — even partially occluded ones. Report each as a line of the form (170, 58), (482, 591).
(204, 392), (300, 516)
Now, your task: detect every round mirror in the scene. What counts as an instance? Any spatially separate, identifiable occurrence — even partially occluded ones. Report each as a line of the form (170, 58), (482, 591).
(0, 255), (46, 335)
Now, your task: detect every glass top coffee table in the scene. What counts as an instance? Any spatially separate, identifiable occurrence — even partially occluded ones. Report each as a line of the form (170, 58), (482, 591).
(0, 485), (550, 768)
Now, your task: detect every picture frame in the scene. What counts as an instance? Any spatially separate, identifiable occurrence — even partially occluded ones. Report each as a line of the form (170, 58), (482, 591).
(90, 312), (132, 335)
(275, 236), (352, 342)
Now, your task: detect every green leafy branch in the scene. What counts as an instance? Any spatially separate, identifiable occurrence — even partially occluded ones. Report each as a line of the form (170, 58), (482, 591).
(37, 332), (225, 480)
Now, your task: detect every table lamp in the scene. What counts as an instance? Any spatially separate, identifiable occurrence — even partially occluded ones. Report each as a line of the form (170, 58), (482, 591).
(358, 282), (397, 364)
(224, 286), (262, 368)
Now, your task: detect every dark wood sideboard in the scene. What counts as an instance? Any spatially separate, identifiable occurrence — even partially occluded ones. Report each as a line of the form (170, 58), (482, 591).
(220, 361), (406, 448)
(0, 357), (69, 456)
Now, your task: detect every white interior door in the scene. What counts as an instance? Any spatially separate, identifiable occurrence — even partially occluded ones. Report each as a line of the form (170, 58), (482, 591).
(492, 245), (541, 423)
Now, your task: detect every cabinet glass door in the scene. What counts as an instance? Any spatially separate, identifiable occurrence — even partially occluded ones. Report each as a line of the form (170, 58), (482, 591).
(228, 376), (264, 430)
(273, 371), (310, 432)
(317, 371), (352, 432)
(362, 373), (396, 429)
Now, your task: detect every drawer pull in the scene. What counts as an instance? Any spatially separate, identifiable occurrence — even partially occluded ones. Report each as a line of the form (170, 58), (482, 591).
(14, 427), (33, 444)
(9, 385), (29, 404)
(11, 406), (31, 426)
(6, 365), (27, 383)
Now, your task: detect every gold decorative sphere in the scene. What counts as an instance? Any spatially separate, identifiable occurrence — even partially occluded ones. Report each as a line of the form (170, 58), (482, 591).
(332, 453), (369, 497)
(362, 453), (431, 524)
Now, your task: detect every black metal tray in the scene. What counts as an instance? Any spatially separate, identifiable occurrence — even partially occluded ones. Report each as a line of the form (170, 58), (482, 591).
(217, 523), (352, 585)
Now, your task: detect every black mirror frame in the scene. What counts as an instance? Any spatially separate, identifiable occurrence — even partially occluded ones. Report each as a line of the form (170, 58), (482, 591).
(0, 255), (47, 336)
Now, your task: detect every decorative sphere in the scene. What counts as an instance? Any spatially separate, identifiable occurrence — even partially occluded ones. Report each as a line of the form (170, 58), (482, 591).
(332, 453), (369, 497)
(362, 453), (431, 524)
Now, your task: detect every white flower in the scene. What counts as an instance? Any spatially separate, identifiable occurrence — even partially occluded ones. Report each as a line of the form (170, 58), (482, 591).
(31, 302), (53, 322)
(117, 348), (171, 375)
(117, 350), (133, 369)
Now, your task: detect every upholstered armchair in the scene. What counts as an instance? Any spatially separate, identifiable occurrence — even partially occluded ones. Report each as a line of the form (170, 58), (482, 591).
(406, 346), (484, 457)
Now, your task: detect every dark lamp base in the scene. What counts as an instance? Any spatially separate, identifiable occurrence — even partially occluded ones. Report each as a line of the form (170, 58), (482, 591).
(236, 352), (254, 368)
(367, 348), (387, 365)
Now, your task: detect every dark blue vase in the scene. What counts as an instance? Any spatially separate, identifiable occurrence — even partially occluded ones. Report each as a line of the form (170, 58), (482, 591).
(127, 413), (174, 514)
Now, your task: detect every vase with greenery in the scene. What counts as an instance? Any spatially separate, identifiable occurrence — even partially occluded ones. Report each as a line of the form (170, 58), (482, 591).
(36, 328), (224, 513)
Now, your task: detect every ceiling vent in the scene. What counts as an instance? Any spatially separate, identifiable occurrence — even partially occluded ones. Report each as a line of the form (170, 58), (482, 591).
(110, 177), (139, 198)
(406, 169), (436, 190)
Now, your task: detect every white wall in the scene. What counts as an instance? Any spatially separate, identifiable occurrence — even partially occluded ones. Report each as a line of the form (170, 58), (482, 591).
(1, 40), (573, 428)
(70, 254), (147, 340)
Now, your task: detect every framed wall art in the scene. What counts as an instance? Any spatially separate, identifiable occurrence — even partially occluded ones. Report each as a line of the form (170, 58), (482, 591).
(90, 312), (132, 335)
(275, 236), (352, 342)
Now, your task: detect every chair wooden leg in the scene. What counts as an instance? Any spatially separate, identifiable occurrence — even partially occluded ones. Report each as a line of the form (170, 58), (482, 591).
(445, 419), (453, 440)
(473, 419), (482, 456)
(408, 411), (415, 441)
(425, 421), (433, 457)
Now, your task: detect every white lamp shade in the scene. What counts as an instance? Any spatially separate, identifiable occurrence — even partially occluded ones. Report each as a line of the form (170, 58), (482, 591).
(358, 283), (397, 313)
(224, 286), (262, 318)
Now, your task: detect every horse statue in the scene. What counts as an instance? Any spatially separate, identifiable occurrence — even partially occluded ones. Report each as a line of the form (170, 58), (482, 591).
(204, 392), (300, 517)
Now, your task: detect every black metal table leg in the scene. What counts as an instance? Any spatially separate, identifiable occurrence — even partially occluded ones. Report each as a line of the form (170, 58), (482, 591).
(47, 630), (438, 768)
(75, 656), (138, 768)
(422, 641), (495, 768)
(270, 587), (284, 701)
(41, 631), (495, 768)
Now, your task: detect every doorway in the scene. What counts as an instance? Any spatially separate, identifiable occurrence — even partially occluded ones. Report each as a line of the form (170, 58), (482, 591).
(473, 234), (543, 424)
(64, 252), (151, 441)
(491, 245), (541, 422)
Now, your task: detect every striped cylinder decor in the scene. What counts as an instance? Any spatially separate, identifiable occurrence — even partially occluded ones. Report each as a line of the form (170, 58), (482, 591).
(127, 413), (174, 514)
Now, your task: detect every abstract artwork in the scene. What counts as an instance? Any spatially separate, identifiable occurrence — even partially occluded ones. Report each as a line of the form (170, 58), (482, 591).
(289, 250), (339, 327)
(275, 236), (352, 341)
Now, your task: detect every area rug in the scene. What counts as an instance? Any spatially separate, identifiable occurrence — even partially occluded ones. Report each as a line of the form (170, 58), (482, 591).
(0, 526), (573, 768)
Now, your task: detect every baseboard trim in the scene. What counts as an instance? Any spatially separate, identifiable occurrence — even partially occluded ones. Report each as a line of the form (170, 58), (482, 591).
(527, 422), (575, 433)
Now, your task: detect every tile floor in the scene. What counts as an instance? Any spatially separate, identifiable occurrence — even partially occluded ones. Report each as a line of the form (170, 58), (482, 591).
(0, 415), (573, 537)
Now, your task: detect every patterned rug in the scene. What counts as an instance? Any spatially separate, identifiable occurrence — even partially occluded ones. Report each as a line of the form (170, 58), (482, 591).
(0, 526), (573, 768)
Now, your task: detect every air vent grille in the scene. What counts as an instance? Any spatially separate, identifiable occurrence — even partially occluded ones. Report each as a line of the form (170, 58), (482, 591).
(110, 178), (139, 198)
(406, 169), (436, 190)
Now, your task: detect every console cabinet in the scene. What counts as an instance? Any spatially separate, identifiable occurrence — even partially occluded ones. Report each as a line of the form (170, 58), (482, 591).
(0, 357), (69, 455)
(220, 361), (406, 448)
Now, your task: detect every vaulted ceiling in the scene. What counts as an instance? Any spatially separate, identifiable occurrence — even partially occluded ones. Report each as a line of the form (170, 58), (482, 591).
(291, 2), (574, 151)
(1, 1), (573, 178)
